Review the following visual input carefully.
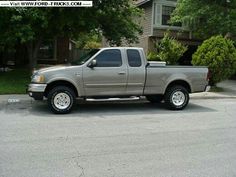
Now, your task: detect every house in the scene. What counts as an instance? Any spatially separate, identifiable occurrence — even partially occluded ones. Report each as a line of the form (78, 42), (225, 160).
(37, 37), (76, 65)
(0, 37), (76, 68)
(135, 0), (203, 64)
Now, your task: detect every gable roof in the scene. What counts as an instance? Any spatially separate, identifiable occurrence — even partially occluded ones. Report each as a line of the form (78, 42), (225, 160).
(135, 0), (152, 6)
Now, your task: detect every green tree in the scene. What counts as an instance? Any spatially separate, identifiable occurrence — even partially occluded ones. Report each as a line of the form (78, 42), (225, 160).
(171, 0), (236, 39)
(0, 1), (142, 68)
(75, 32), (102, 49)
(0, 8), (48, 67)
(148, 33), (187, 65)
(192, 35), (236, 85)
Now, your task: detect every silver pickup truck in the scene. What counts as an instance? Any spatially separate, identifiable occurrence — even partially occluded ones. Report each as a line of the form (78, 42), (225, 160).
(28, 47), (209, 114)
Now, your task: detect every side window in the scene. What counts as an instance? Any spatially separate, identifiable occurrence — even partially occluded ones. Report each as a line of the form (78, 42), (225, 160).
(127, 49), (142, 67)
(95, 49), (122, 67)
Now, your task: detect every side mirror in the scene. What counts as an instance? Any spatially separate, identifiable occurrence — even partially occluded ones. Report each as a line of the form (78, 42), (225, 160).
(88, 59), (97, 68)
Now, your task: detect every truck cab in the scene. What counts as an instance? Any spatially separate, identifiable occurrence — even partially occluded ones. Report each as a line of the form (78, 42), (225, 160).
(81, 48), (146, 96)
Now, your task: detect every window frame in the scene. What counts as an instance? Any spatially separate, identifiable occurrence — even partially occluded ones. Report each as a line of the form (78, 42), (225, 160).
(37, 39), (56, 60)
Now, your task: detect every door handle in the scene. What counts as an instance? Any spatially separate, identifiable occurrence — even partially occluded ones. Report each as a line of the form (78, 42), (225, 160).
(118, 71), (126, 75)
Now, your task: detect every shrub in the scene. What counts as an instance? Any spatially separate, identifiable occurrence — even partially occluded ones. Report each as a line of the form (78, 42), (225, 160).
(147, 51), (161, 61)
(192, 35), (236, 85)
(151, 33), (187, 65)
(84, 41), (101, 49)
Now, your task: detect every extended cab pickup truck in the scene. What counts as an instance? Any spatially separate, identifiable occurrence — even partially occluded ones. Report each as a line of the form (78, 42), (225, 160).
(28, 47), (209, 114)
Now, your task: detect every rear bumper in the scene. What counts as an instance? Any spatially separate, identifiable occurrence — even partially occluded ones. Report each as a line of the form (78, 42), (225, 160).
(205, 85), (211, 92)
(27, 83), (47, 100)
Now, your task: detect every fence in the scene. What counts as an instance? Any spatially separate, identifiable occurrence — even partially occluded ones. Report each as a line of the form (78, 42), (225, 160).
(70, 49), (90, 61)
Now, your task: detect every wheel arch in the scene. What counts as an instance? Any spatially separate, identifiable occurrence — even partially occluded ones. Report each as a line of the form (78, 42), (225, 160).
(44, 80), (79, 98)
(165, 80), (191, 94)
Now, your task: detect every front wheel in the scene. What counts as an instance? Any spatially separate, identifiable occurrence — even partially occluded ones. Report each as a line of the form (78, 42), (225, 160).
(164, 85), (189, 110)
(47, 86), (76, 114)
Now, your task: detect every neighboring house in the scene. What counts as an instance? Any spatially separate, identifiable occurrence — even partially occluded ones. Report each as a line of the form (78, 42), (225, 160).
(37, 37), (76, 65)
(0, 37), (76, 68)
(135, 0), (202, 64)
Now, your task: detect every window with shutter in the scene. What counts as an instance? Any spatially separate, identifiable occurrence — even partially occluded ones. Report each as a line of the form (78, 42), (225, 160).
(153, 0), (184, 28)
(162, 5), (181, 27)
(153, 3), (161, 25)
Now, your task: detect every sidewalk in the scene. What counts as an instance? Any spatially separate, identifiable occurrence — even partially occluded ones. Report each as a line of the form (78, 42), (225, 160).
(191, 80), (236, 99)
(0, 80), (236, 103)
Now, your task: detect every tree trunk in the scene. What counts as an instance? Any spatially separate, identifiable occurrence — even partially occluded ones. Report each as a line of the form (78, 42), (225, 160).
(27, 37), (42, 70)
(1, 46), (7, 71)
(27, 42), (34, 69)
(15, 43), (28, 68)
(224, 32), (232, 39)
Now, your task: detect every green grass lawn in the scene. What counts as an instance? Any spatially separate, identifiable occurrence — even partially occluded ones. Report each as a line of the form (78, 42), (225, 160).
(0, 69), (31, 94)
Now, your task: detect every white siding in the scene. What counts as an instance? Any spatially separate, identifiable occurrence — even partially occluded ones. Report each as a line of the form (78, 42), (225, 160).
(135, 2), (153, 54)
(141, 4), (153, 36)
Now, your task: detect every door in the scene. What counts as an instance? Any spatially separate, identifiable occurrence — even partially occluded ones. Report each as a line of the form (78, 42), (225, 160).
(126, 49), (146, 95)
(83, 49), (128, 96)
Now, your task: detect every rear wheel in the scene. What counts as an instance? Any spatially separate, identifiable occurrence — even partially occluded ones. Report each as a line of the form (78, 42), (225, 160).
(47, 86), (76, 114)
(164, 85), (189, 110)
(146, 95), (163, 103)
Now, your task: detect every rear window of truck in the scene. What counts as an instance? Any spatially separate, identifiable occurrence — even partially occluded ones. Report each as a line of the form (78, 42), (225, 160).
(127, 49), (142, 67)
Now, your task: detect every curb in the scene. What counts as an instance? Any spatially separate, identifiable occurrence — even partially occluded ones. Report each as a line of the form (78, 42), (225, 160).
(0, 94), (31, 103)
(191, 96), (236, 100)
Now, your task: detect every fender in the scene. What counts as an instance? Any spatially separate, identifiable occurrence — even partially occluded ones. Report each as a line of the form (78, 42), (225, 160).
(47, 76), (81, 96)
(164, 73), (192, 93)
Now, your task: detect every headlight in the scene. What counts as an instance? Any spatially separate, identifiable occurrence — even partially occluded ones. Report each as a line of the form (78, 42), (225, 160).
(32, 74), (45, 83)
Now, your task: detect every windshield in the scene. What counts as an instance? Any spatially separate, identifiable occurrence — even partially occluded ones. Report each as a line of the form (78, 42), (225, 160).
(71, 49), (100, 65)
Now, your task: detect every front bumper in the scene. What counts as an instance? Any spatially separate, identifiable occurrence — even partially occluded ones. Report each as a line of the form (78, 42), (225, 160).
(27, 83), (47, 100)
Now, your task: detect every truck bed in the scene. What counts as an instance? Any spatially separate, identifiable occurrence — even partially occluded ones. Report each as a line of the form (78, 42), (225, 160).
(144, 64), (208, 95)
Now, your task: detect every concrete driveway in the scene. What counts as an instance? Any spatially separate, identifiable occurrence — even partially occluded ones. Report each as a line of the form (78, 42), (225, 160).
(0, 97), (236, 177)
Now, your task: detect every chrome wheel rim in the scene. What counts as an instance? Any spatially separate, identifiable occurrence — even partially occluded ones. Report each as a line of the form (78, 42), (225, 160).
(171, 91), (185, 106)
(54, 93), (71, 110)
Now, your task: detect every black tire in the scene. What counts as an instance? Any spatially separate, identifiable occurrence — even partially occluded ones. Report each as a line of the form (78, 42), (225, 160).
(47, 86), (76, 114)
(146, 95), (163, 103)
(164, 85), (189, 110)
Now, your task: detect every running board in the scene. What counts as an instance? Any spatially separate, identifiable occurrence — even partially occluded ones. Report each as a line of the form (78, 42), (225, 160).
(86, 97), (140, 102)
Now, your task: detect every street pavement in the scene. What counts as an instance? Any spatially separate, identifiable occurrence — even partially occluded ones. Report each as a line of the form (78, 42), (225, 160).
(0, 80), (236, 177)
(0, 96), (236, 177)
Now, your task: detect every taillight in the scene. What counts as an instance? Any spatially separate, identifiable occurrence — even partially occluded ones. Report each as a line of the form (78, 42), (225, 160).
(206, 69), (211, 81)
